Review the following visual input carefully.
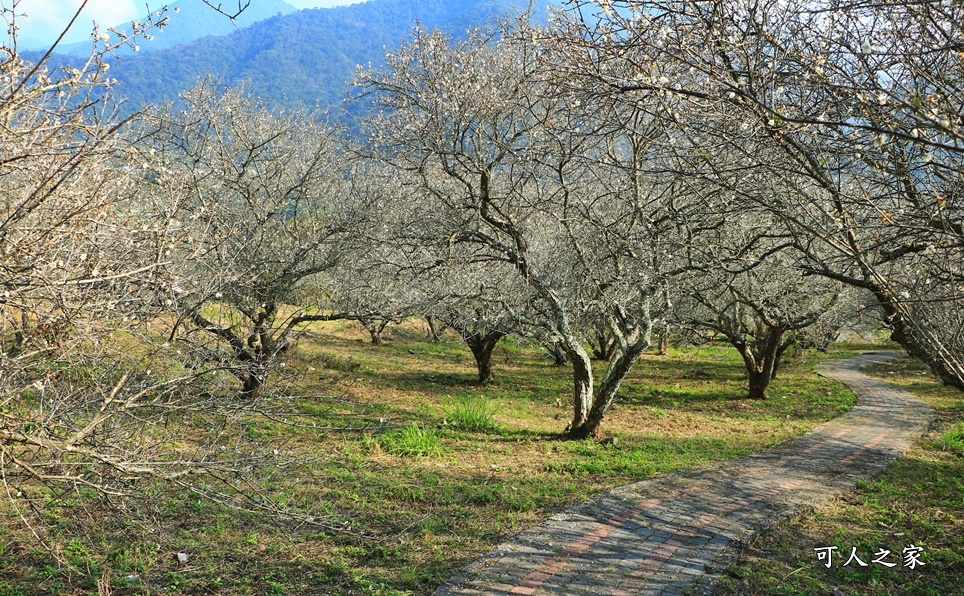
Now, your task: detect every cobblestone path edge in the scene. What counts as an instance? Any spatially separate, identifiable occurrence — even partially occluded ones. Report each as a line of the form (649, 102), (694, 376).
(432, 353), (935, 596)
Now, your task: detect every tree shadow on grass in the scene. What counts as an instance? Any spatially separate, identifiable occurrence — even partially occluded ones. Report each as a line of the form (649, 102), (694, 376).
(387, 370), (481, 387)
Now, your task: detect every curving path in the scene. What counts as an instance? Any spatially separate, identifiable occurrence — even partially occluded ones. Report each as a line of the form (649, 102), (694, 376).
(433, 353), (934, 596)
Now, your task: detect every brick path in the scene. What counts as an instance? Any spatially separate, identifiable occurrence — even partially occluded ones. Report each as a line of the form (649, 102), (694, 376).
(433, 353), (934, 596)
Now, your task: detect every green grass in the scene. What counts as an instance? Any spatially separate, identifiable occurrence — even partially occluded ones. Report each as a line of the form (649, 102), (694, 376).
(376, 424), (445, 457)
(0, 322), (868, 595)
(715, 356), (964, 596)
(445, 395), (503, 433)
(936, 421), (964, 455)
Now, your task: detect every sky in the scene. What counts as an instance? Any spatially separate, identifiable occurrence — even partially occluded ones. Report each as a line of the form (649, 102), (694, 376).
(6, 0), (359, 47)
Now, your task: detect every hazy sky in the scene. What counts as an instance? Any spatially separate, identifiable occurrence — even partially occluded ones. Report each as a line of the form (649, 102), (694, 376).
(8, 0), (360, 46)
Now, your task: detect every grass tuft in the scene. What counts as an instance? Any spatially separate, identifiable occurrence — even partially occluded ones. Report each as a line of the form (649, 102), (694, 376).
(378, 424), (445, 457)
(446, 396), (503, 433)
(937, 420), (964, 455)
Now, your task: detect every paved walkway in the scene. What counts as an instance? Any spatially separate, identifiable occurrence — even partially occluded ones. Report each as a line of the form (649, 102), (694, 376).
(433, 353), (934, 596)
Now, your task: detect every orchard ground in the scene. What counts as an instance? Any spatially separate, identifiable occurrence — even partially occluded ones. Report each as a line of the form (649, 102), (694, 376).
(1, 320), (949, 595)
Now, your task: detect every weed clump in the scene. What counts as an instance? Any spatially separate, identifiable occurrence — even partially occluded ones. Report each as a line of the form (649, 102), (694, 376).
(378, 424), (444, 457)
(938, 420), (964, 455)
(446, 396), (502, 433)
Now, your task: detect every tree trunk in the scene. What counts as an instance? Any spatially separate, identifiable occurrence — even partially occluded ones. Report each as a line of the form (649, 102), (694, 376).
(770, 339), (793, 379)
(734, 326), (787, 400)
(889, 320), (964, 390)
(873, 288), (964, 391)
(465, 330), (505, 383)
(240, 372), (265, 400)
(569, 338), (650, 439)
(658, 326), (670, 355)
(591, 322), (617, 361)
(361, 319), (390, 345)
(425, 316), (445, 342)
(563, 344), (593, 433)
(746, 368), (770, 400)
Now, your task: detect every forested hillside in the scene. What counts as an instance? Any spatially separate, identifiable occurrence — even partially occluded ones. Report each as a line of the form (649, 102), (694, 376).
(30, 0), (557, 115)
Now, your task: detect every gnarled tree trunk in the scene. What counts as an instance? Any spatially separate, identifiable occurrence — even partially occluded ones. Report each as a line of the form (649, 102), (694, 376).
(562, 343), (594, 433)
(464, 330), (506, 383)
(657, 326), (670, 355)
(360, 318), (392, 345)
(568, 311), (654, 439)
(568, 339), (650, 439)
(732, 325), (791, 400)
